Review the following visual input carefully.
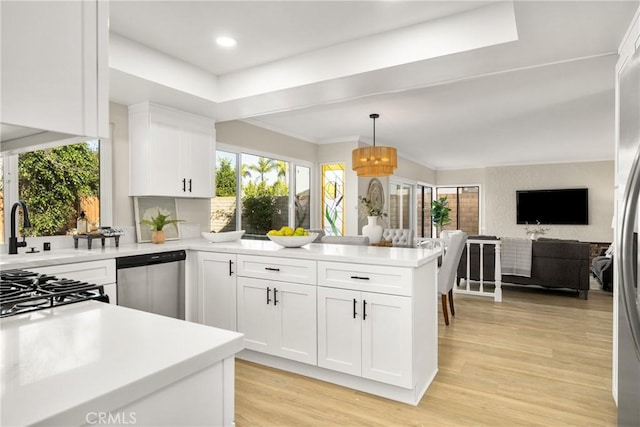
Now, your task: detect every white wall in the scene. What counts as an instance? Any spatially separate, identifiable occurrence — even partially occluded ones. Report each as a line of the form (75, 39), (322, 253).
(216, 120), (317, 162)
(437, 162), (614, 242)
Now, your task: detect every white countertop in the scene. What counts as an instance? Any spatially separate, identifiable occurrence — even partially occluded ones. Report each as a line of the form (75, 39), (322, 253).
(1, 238), (441, 270)
(0, 302), (244, 426)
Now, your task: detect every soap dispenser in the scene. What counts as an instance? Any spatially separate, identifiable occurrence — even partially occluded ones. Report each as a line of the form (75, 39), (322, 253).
(77, 211), (88, 235)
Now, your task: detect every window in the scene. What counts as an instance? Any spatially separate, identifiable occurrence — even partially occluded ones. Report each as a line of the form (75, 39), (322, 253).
(211, 150), (238, 232)
(3, 141), (103, 239)
(295, 165), (311, 229)
(211, 146), (313, 236)
(322, 163), (345, 236)
(241, 153), (289, 235)
(389, 181), (413, 229)
(417, 184), (433, 238)
(435, 186), (480, 234)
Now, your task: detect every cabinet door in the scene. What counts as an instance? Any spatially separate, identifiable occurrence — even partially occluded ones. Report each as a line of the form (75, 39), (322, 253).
(1, 0), (107, 140)
(317, 287), (362, 376)
(274, 282), (317, 365)
(361, 292), (412, 388)
(181, 126), (214, 198)
(237, 277), (274, 353)
(198, 252), (237, 331)
(149, 118), (183, 196)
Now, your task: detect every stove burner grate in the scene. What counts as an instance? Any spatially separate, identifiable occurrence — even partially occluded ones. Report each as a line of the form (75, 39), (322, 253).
(0, 270), (109, 317)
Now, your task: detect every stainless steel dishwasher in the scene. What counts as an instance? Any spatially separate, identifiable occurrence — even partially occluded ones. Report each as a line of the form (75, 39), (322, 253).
(116, 250), (186, 320)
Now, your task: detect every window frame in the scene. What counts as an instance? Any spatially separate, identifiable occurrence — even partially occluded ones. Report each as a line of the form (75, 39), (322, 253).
(388, 176), (416, 231)
(416, 181), (435, 238)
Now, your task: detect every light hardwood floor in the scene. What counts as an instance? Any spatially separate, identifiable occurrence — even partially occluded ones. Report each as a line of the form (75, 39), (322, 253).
(235, 286), (616, 426)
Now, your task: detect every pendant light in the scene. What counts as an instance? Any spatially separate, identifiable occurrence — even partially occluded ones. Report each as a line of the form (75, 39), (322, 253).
(352, 113), (398, 177)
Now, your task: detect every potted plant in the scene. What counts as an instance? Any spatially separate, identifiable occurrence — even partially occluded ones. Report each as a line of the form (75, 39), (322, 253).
(431, 196), (451, 236)
(358, 196), (387, 243)
(140, 209), (183, 244)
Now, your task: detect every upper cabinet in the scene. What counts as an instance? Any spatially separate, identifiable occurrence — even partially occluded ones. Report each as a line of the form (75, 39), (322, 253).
(128, 102), (216, 198)
(1, 0), (109, 153)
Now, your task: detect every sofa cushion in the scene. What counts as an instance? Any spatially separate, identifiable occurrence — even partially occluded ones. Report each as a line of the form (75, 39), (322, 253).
(532, 240), (589, 260)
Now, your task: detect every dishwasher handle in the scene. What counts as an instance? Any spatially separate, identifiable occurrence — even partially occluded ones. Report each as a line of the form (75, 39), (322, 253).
(116, 250), (187, 269)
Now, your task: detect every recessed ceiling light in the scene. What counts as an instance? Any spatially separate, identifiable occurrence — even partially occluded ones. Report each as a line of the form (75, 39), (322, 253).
(216, 36), (237, 48)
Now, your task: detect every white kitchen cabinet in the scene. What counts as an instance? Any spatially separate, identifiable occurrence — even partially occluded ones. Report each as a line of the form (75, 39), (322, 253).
(1, 0), (108, 151)
(317, 286), (412, 388)
(237, 277), (317, 365)
(197, 252), (237, 331)
(129, 102), (215, 198)
(31, 259), (117, 304)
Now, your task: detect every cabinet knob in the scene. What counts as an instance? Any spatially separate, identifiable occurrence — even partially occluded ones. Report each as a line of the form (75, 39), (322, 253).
(182, 178), (186, 192)
(265, 267), (280, 272)
(353, 298), (358, 319)
(350, 275), (370, 280)
(266, 287), (271, 304)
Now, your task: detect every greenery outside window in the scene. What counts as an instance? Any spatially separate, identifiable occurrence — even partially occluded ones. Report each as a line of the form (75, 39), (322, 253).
(2, 141), (105, 240)
(211, 150), (238, 232)
(212, 146), (313, 236)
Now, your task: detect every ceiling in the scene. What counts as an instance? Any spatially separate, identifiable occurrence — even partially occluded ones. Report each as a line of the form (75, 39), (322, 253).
(109, 1), (639, 170)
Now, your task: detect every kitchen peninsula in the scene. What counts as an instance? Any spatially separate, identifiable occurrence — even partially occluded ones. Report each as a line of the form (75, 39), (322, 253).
(1, 238), (442, 406)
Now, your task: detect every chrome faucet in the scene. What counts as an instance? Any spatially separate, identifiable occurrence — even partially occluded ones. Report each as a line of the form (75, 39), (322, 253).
(9, 200), (31, 255)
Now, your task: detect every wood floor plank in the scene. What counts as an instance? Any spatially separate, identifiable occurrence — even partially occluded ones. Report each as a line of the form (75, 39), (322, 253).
(235, 287), (616, 426)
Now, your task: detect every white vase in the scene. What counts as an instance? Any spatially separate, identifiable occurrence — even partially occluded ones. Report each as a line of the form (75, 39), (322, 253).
(362, 216), (383, 244)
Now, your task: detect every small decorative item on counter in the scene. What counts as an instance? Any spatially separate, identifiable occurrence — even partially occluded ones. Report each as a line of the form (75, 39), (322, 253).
(76, 211), (88, 235)
(140, 210), (184, 244)
(73, 226), (124, 249)
(525, 221), (551, 240)
(358, 196), (387, 244)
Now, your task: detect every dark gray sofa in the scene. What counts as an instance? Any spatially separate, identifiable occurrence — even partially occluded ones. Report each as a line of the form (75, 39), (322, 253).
(457, 236), (591, 299)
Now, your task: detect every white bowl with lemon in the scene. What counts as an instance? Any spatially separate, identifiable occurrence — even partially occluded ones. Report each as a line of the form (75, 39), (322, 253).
(266, 227), (318, 248)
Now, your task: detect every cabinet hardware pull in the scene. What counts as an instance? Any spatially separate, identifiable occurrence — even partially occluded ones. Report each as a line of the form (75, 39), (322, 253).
(188, 179), (192, 192)
(266, 287), (271, 304)
(350, 275), (370, 280)
(265, 267), (280, 272)
(229, 260), (234, 276)
(353, 298), (358, 319)
(182, 178), (186, 192)
(363, 300), (367, 320)
(273, 288), (279, 306)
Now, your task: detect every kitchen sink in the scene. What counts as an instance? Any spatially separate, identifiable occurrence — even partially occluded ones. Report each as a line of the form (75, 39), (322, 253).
(0, 248), (93, 268)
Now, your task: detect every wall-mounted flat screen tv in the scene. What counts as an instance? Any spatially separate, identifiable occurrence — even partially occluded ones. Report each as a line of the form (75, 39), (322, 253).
(516, 188), (588, 225)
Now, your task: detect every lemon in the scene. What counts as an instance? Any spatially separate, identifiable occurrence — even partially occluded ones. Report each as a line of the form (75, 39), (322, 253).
(280, 226), (294, 236)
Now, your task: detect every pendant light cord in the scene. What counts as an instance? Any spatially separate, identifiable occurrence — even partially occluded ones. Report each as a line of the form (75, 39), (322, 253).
(370, 113), (379, 147)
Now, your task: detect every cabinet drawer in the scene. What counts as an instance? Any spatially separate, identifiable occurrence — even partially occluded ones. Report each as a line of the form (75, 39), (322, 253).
(237, 255), (316, 285)
(318, 261), (412, 296)
(32, 259), (116, 286)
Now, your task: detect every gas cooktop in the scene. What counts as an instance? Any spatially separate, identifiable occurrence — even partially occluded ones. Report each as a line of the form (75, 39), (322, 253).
(0, 269), (109, 318)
